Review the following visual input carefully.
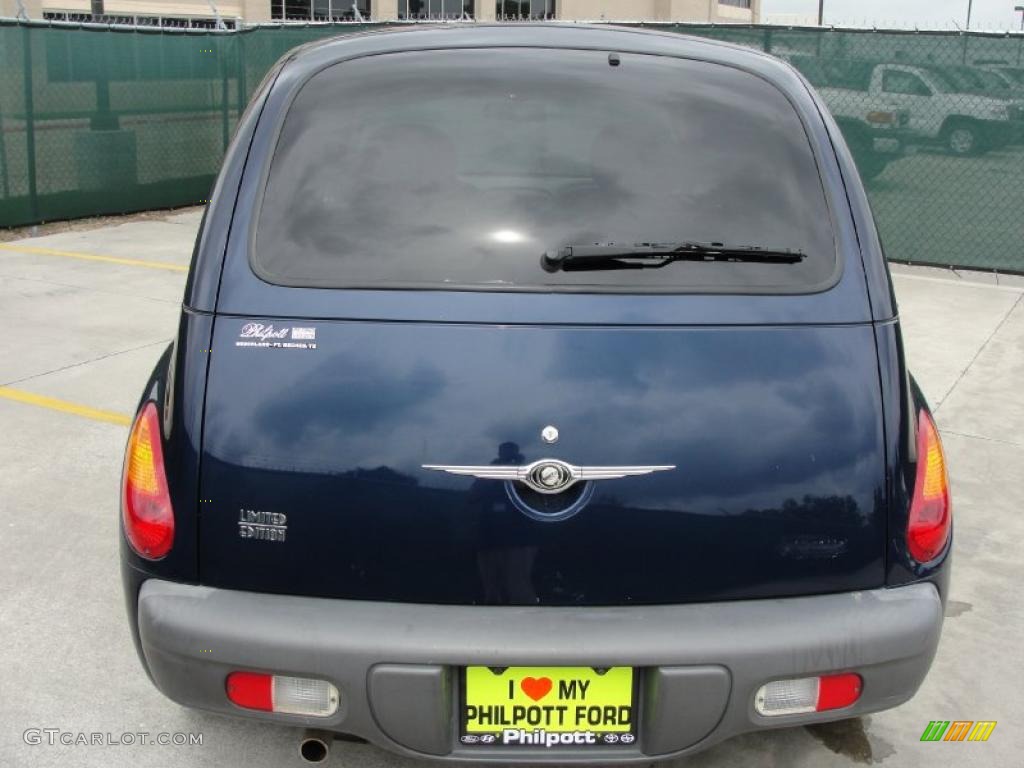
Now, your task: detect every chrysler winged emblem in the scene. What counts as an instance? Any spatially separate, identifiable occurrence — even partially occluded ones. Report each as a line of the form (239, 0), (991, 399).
(422, 458), (675, 495)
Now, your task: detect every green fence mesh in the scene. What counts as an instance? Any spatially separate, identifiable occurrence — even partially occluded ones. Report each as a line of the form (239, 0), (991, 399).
(1, 20), (1023, 273)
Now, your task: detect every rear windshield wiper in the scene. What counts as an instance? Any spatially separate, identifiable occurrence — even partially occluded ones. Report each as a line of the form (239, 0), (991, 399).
(540, 242), (806, 273)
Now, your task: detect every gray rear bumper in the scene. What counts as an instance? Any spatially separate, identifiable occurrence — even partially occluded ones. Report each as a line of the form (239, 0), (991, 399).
(137, 580), (942, 762)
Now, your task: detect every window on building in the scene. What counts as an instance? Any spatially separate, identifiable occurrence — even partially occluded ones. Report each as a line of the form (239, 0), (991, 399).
(42, 11), (235, 29)
(272, 0), (372, 21)
(718, 0), (752, 8)
(496, 0), (554, 19)
(397, 0), (473, 18)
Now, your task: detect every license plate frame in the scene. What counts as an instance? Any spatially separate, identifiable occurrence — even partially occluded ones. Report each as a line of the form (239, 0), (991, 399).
(459, 666), (638, 749)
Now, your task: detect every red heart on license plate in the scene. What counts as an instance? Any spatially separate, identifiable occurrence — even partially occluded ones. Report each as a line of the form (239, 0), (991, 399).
(520, 676), (553, 701)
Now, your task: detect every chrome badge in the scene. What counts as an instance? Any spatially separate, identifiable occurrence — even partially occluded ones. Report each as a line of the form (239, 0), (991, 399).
(529, 460), (573, 493)
(421, 458), (675, 495)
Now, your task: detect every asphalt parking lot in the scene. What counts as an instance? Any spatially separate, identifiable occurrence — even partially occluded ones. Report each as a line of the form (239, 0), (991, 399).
(0, 208), (1022, 768)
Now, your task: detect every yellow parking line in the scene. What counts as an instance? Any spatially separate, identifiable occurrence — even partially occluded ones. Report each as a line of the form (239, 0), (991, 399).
(0, 386), (132, 427)
(0, 242), (187, 272)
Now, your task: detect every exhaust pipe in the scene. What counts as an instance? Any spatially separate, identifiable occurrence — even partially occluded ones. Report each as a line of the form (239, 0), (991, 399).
(298, 730), (332, 763)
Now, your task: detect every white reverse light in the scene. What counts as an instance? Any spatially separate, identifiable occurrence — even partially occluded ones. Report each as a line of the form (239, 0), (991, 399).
(755, 677), (819, 716)
(273, 675), (340, 716)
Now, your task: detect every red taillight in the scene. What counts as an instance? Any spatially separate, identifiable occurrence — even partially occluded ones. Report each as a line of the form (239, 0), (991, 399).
(907, 409), (951, 564)
(122, 401), (174, 559)
(226, 672), (273, 711)
(816, 673), (863, 711)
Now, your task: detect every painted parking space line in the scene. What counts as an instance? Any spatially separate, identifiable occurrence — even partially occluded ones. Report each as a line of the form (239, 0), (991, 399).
(0, 386), (132, 427)
(0, 242), (188, 272)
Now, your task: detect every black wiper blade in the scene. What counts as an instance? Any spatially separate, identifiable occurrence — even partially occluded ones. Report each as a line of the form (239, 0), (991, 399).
(540, 241), (805, 273)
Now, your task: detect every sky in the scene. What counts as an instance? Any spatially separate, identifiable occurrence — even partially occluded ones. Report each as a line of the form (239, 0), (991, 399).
(763, 0), (1024, 31)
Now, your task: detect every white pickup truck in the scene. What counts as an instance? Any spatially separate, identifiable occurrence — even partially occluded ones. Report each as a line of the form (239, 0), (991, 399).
(786, 56), (910, 178)
(794, 58), (1020, 156)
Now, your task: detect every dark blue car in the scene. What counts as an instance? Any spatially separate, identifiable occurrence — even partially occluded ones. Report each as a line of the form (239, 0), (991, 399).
(120, 24), (952, 764)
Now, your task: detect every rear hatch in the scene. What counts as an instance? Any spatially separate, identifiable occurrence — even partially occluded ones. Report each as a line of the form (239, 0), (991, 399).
(197, 45), (887, 605)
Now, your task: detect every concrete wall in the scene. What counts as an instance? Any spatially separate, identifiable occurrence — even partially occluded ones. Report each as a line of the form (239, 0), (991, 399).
(713, 0), (753, 23)
(553, 0), (758, 23)
(556, 0), (736, 22)
(32, 1), (245, 19)
(44, 0), (89, 9)
(1, 0), (42, 18)
(102, 1), (243, 15)
(374, 0), (397, 21)
(240, 0), (270, 22)
(559, 0), (654, 21)
(475, 0), (495, 21)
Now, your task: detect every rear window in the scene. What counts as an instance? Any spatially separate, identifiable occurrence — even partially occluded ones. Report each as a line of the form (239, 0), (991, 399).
(253, 48), (837, 293)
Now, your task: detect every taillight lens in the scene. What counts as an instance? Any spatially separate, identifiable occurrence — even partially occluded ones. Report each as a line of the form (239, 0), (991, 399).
(817, 673), (864, 711)
(122, 401), (174, 559)
(755, 673), (863, 716)
(226, 671), (274, 711)
(907, 409), (951, 564)
(226, 672), (340, 716)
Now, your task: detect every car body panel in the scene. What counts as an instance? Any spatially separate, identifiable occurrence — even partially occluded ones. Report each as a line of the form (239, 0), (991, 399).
(198, 318), (887, 605)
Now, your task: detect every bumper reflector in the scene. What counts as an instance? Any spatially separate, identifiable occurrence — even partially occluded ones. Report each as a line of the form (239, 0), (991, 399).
(226, 672), (340, 717)
(754, 673), (862, 716)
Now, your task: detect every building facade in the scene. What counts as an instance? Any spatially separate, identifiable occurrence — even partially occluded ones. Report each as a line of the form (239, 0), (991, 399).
(4, 0), (760, 24)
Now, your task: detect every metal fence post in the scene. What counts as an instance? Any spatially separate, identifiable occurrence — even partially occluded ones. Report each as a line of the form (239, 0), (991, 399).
(0, 96), (9, 198)
(220, 35), (230, 151)
(237, 31), (247, 120)
(21, 23), (38, 222)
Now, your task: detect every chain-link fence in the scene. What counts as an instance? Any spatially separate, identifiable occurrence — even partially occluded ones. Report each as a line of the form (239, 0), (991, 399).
(2, 20), (1023, 273)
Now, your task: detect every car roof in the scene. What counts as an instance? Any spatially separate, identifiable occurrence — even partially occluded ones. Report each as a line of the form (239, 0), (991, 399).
(277, 23), (793, 81)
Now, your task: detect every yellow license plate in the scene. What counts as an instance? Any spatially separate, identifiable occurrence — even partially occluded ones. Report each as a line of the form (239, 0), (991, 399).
(461, 666), (636, 748)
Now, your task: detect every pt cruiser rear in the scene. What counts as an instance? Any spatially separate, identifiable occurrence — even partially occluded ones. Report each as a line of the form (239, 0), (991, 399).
(121, 24), (952, 763)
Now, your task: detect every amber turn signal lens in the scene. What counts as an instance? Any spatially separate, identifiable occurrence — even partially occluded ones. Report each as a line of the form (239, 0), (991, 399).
(907, 409), (951, 564)
(122, 401), (174, 559)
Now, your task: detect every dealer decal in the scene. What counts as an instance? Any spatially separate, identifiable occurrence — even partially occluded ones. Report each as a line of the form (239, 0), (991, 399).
(234, 322), (317, 350)
(461, 666), (636, 748)
(920, 720), (997, 742)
